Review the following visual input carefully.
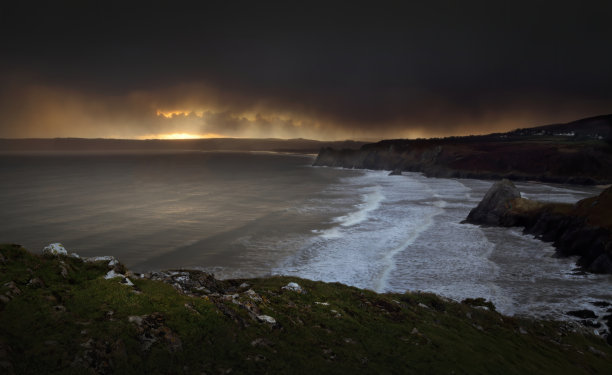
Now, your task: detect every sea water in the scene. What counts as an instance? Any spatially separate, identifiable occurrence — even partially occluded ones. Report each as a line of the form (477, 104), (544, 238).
(0, 151), (610, 322)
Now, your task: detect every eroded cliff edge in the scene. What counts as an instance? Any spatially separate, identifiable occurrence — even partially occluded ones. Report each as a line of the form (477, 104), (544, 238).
(314, 114), (612, 185)
(465, 180), (612, 274)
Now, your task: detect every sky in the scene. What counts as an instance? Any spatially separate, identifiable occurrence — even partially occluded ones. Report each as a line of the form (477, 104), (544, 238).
(1, 1), (611, 140)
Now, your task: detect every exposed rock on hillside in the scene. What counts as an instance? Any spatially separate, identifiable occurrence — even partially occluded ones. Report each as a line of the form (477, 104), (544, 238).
(41, 243), (68, 256)
(465, 179), (521, 225)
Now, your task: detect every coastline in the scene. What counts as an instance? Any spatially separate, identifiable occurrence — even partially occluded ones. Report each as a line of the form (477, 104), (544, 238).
(312, 115), (612, 186)
(464, 180), (612, 274)
(313, 143), (612, 186)
(2, 150), (612, 356)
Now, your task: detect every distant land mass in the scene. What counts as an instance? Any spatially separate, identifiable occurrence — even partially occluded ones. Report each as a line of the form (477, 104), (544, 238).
(0, 138), (366, 154)
(314, 114), (612, 185)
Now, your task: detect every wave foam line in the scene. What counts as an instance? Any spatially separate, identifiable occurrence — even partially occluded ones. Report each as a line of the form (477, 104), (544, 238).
(375, 199), (445, 293)
(333, 186), (385, 227)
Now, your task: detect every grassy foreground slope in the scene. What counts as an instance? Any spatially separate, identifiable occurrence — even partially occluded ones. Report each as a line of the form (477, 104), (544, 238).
(1, 244), (611, 374)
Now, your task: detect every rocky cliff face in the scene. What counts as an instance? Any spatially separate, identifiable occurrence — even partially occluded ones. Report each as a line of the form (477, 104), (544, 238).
(465, 179), (522, 225)
(465, 184), (612, 274)
(524, 213), (612, 273)
(313, 115), (612, 185)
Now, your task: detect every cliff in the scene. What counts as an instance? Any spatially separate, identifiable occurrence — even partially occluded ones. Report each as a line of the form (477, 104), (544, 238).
(465, 179), (522, 225)
(1, 244), (611, 374)
(314, 114), (612, 185)
(465, 182), (612, 274)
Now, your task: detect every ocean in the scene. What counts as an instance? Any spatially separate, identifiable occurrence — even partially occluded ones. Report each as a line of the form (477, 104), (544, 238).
(1, 150), (610, 323)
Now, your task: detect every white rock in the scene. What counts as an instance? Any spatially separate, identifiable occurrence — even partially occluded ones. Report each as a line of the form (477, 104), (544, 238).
(257, 315), (276, 324)
(174, 275), (189, 283)
(85, 256), (116, 263)
(245, 289), (262, 302)
(42, 243), (68, 256)
(104, 270), (122, 279)
(315, 302), (330, 306)
(128, 315), (143, 325)
(104, 270), (134, 286)
(282, 282), (302, 293)
(69, 252), (80, 259)
(223, 294), (239, 301)
(84, 255), (121, 269)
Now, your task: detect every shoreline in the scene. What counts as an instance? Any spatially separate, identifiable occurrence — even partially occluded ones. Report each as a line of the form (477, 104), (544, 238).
(465, 180), (612, 274)
(2, 152), (610, 347)
(8, 166), (608, 325)
(312, 115), (612, 186)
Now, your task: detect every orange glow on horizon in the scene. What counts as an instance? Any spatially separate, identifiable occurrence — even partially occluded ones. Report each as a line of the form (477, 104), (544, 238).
(138, 132), (226, 140)
(156, 110), (204, 118)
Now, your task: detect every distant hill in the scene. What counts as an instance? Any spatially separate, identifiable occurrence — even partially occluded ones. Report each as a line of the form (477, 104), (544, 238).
(314, 114), (612, 185)
(502, 114), (612, 140)
(0, 138), (366, 153)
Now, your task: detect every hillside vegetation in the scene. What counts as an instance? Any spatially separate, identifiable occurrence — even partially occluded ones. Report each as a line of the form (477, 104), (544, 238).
(1, 244), (611, 374)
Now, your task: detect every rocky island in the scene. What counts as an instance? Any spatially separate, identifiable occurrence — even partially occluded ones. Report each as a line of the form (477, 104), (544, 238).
(314, 114), (612, 185)
(1, 244), (611, 374)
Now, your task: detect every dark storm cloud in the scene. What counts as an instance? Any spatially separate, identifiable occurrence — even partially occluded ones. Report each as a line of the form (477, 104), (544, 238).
(1, 1), (611, 139)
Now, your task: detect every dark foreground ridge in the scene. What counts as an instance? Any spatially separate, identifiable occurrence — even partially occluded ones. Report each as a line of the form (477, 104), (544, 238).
(314, 114), (612, 185)
(1, 244), (612, 374)
(465, 181), (612, 274)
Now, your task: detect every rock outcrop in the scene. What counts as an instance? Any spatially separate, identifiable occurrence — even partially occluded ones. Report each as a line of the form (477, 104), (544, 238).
(520, 211), (612, 274)
(466, 184), (612, 274)
(282, 282), (303, 293)
(465, 179), (521, 225)
(41, 243), (68, 256)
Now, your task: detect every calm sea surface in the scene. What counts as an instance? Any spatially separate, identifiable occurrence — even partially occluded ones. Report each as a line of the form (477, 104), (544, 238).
(1, 151), (610, 323)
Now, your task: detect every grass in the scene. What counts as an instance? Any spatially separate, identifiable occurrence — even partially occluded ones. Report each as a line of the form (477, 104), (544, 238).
(1, 244), (611, 374)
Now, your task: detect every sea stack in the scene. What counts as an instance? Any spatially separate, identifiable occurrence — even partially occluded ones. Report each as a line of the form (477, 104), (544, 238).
(465, 179), (521, 226)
